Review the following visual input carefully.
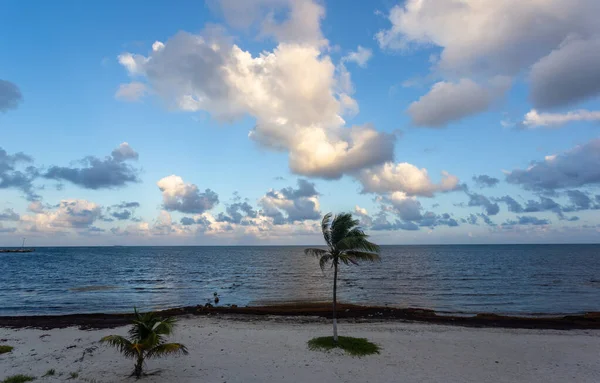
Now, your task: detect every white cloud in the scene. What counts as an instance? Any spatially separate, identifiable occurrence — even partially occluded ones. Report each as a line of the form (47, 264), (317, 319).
(357, 162), (459, 197)
(20, 199), (102, 233)
(117, 53), (148, 76)
(157, 175), (219, 214)
(407, 77), (511, 127)
(115, 82), (147, 102)
(523, 109), (600, 128)
(152, 41), (165, 52)
(117, 16), (395, 179)
(342, 46), (372, 68)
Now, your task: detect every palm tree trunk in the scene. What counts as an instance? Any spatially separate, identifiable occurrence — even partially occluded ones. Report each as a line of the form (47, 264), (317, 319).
(332, 260), (338, 343)
(134, 355), (144, 378)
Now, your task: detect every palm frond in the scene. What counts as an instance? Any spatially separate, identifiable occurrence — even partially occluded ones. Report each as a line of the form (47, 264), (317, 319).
(100, 335), (137, 358)
(321, 213), (333, 247)
(304, 248), (328, 258)
(146, 343), (189, 359)
(330, 213), (360, 246)
(342, 250), (381, 264)
(319, 254), (333, 271)
(152, 317), (176, 336)
(337, 235), (380, 253)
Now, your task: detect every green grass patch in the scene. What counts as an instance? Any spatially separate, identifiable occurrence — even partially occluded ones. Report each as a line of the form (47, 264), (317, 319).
(1, 375), (36, 383)
(307, 336), (380, 357)
(42, 369), (55, 377)
(0, 345), (14, 354)
(68, 372), (79, 379)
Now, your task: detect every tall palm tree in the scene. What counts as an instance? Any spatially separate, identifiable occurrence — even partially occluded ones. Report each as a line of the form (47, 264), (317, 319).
(305, 212), (380, 342)
(101, 309), (188, 378)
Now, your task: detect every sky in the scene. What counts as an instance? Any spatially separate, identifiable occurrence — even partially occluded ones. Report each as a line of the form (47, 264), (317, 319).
(1, 0), (600, 246)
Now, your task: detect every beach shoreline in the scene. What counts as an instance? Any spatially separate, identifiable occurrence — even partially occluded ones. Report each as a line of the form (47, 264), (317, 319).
(1, 303), (599, 330)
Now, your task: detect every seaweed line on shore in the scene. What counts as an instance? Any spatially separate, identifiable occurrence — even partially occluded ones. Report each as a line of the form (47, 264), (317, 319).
(1, 303), (599, 331)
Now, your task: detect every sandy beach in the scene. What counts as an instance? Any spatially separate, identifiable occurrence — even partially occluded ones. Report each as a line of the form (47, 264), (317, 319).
(2, 315), (599, 383)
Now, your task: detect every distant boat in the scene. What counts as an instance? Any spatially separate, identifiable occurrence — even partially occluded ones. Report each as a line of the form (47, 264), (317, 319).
(0, 237), (35, 253)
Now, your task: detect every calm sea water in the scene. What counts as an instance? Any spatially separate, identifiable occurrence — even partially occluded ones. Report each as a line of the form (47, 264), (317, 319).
(1, 245), (599, 316)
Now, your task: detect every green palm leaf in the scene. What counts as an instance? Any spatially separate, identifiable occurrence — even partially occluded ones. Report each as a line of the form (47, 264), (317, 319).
(321, 213), (333, 247)
(100, 335), (137, 358)
(344, 250), (381, 263)
(146, 343), (188, 359)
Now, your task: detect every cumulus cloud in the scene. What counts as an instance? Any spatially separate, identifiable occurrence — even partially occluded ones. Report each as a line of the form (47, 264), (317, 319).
(157, 175), (219, 214)
(529, 37), (600, 109)
(342, 46), (372, 68)
(407, 78), (511, 127)
(377, 0), (600, 118)
(115, 7), (401, 181)
(357, 162), (459, 197)
(115, 82), (147, 102)
(506, 138), (600, 190)
(472, 174), (500, 188)
(19, 199), (102, 233)
(44, 143), (140, 189)
(0, 80), (23, 112)
(522, 109), (600, 128)
(259, 179), (320, 224)
(0, 147), (38, 200)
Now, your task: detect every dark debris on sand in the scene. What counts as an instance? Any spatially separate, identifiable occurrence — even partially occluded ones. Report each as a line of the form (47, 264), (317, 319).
(0, 303), (599, 331)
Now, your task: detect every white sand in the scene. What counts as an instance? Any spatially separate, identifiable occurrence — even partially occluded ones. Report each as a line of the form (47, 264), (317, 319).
(1, 316), (599, 382)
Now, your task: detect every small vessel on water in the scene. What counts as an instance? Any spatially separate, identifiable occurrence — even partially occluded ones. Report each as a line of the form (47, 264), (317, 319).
(0, 238), (35, 253)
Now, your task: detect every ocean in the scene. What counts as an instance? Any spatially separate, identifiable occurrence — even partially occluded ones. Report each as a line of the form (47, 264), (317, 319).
(1, 245), (599, 316)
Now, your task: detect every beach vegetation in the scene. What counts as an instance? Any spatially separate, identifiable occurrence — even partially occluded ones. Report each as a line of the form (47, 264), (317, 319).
(0, 345), (14, 354)
(305, 212), (380, 343)
(1, 375), (36, 383)
(308, 336), (380, 357)
(100, 308), (188, 378)
(42, 369), (55, 377)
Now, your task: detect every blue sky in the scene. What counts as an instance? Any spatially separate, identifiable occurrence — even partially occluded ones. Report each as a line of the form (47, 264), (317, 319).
(1, 0), (599, 245)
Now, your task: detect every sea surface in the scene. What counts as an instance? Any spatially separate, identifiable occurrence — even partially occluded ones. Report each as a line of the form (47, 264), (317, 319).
(1, 245), (599, 316)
